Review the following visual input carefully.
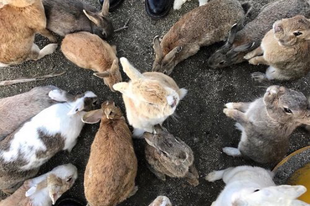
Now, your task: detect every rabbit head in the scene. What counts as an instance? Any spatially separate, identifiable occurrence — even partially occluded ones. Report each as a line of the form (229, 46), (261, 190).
(233, 185), (308, 206)
(273, 15), (310, 47)
(149, 196), (172, 206)
(113, 58), (181, 116)
(66, 91), (98, 115)
(144, 125), (194, 167)
(82, 0), (113, 39)
(93, 59), (122, 92)
(82, 101), (124, 124)
(263, 85), (310, 125)
(207, 23), (254, 69)
(152, 36), (182, 75)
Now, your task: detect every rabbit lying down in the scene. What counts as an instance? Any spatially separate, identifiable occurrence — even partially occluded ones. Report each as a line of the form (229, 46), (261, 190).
(0, 89), (97, 196)
(0, 164), (78, 206)
(206, 166), (309, 206)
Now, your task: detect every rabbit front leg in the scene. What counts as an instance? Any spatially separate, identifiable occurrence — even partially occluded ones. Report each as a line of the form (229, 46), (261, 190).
(248, 56), (269, 66)
(223, 108), (248, 125)
(244, 46), (263, 60)
(37, 28), (57, 43)
(225, 102), (251, 112)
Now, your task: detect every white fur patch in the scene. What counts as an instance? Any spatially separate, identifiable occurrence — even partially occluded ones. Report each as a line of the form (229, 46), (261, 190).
(0, 62), (9, 67)
(222, 147), (241, 156)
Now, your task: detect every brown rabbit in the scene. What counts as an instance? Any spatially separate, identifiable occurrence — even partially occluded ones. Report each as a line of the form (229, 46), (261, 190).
(144, 125), (199, 186)
(152, 0), (250, 74)
(244, 15), (310, 81)
(61, 32), (122, 91)
(43, 0), (114, 39)
(82, 101), (138, 206)
(0, 0), (57, 67)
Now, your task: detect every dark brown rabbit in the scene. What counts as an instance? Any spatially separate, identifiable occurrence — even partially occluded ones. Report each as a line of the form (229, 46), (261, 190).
(43, 0), (113, 39)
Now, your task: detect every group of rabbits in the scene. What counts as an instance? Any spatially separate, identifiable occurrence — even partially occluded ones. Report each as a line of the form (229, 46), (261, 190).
(1, 0), (310, 205)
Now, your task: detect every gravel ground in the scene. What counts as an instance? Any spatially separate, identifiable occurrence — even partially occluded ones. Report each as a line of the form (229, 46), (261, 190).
(1, 0), (310, 205)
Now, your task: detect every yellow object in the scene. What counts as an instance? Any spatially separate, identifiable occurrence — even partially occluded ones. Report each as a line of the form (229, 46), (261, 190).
(287, 163), (310, 203)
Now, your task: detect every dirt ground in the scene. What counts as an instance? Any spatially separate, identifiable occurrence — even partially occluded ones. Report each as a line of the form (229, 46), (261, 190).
(1, 0), (310, 205)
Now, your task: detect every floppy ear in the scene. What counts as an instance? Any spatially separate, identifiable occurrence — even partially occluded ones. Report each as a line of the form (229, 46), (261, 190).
(120, 57), (143, 80)
(83, 10), (101, 26)
(100, 0), (110, 16)
(275, 185), (306, 199)
(233, 42), (255, 52)
(68, 98), (85, 115)
(94, 71), (110, 78)
(162, 46), (182, 64)
(113, 82), (129, 94)
(82, 109), (103, 124)
(225, 23), (239, 46)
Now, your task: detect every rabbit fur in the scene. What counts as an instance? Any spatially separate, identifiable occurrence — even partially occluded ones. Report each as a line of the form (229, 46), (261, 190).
(0, 164), (78, 206)
(152, 0), (250, 75)
(244, 15), (310, 81)
(0, 90), (96, 195)
(206, 166), (309, 206)
(208, 0), (310, 69)
(0, 0), (57, 67)
(223, 85), (310, 164)
(113, 57), (187, 136)
(61, 31), (122, 91)
(149, 196), (172, 206)
(82, 101), (138, 206)
(144, 125), (199, 186)
(43, 0), (113, 39)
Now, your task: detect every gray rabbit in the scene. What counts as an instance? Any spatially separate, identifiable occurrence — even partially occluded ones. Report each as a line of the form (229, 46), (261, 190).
(223, 85), (310, 164)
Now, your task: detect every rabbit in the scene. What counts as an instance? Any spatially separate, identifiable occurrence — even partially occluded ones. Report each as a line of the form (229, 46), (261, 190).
(207, 0), (310, 69)
(113, 57), (187, 137)
(0, 0), (57, 67)
(152, 0), (251, 75)
(244, 15), (310, 81)
(61, 31), (122, 91)
(149, 196), (172, 206)
(82, 101), (138, 206)
(144, 125), (199, 186)
(0, 164), (78, 206)
(0, 89), (97, 196)
(173, 0), (208, 10)
(0, 85), (72, 141)
(43, 0), (113, 39)
(206, 166), (309, 206)
(222, 85), (310, 164)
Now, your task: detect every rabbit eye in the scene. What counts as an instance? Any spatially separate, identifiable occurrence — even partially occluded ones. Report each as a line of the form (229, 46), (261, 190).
(293, 31), (302, 36)
(66, 177), (73, 182)
(219, 60), (225, 65)
(253, 189), (260, 192)
(283, 107), (292, 114)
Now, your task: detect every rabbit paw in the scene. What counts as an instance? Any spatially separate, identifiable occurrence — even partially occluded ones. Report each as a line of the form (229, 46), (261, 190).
(225, 102), (235, 109)
(244, 52), (255, 60)
(248, 57), (262, 65)
(222, 147), (241, 157)
(223, 108), (235, 117)
(251, 72), (267, 82)
(205, 171), (223, 182)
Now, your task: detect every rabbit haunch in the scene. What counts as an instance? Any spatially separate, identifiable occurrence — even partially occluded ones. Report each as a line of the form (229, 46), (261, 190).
(0, 90), (97, 194)
(113, 58), (187, 135)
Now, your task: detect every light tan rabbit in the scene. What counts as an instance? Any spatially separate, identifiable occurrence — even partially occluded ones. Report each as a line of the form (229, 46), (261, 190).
(152, 0), (251, 74)
(0, 0), (57, 67)
(244, 15), (310, 81)
(61, 32), (122, 91)
(149, 196), (172, 206)
(82, 101), (138, 206)
(113, 57), (187, 137)
(0, 164), (78, 206)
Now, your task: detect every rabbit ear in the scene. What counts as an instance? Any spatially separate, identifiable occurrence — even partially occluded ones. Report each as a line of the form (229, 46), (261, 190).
(100, 0), (110, 16)
(120, 57), (143, 80)
(94, 71), (110, 78)
(113, 82), (129, 94)
(233, 42), (255, 52)
(83, 10), (101, 26)
(68, 98), (85, 115)
(275, 185), (307, 198)
(225, 23), (239, 47)
(82, 109), (103, 124)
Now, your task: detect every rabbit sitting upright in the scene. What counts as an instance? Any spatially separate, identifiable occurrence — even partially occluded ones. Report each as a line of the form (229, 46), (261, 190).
(244, 15), (310, 81)
(0, 164), (78, 206)
(43, 0), (113, 39)
(223, 85), (310, 164)
(0, 89), (97, 196)
(206, 165), (309, 206)
(113, 58), (187, 137)
(144, 125), (199, 186)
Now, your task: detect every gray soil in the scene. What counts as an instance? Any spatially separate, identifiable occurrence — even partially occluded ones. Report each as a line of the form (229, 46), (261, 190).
(1, 0), (310, 205)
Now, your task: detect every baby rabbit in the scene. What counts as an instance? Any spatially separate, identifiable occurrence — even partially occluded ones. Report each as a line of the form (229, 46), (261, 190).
(244, 15), (310, 81)
(61, 32), (122, 91)
(152, 0), (250, 74)
(149, 196), (172, 206)
(0, 0), (57, 67)
(0, 164), (78, 206)
(0, 89), (97, 195)
(113, 58), (187, 136)
(223, 85), (310, 164)
(208, 0), (310, 69)
(82, 101), (137, 206)
(206, 166), (309, 206)
(43, 0), (113, 39)
(144, 125), (199, 186)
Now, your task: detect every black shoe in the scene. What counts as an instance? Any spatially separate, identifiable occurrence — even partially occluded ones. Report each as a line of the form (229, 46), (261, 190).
(145, 0), (173, 19)
(98, 0), (124, 12)
(55, 198), (85, 206)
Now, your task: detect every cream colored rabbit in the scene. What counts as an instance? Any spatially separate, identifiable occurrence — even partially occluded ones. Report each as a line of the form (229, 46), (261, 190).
(113, 58), (187, 136)
(244, 15), (310, 81)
